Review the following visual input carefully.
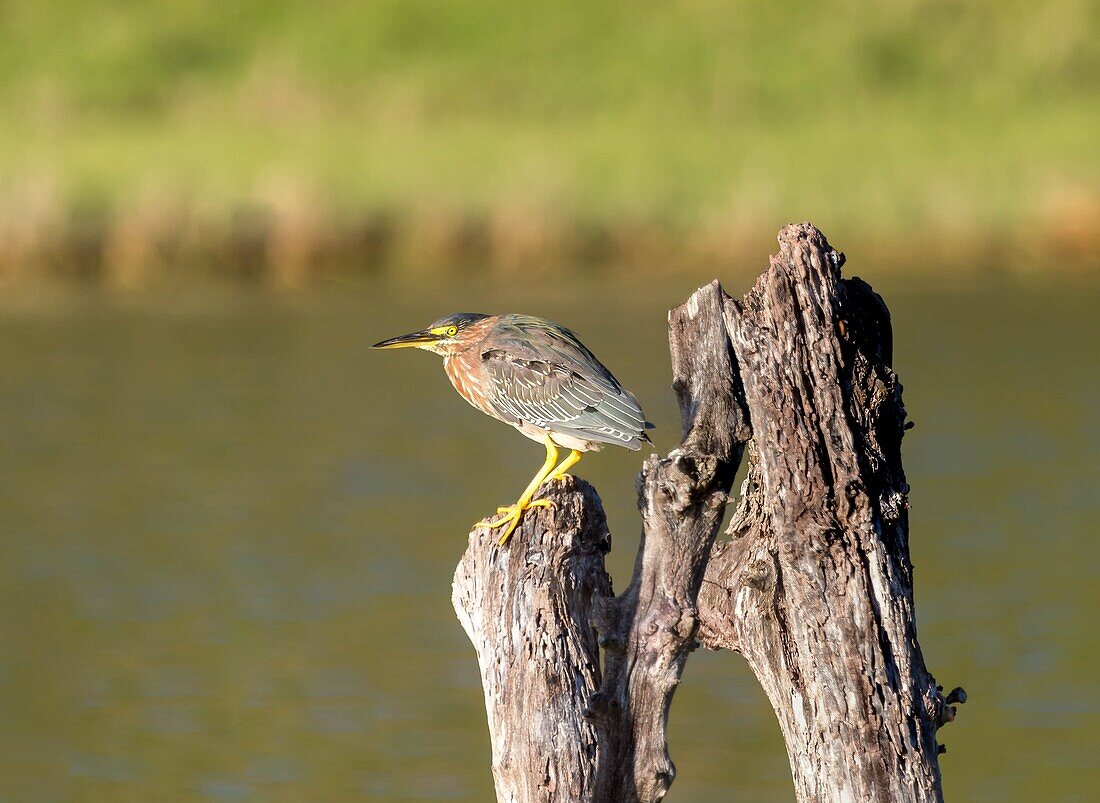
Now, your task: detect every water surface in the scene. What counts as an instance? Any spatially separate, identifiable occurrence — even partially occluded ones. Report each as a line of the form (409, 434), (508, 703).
(0, 274), (1096, 801)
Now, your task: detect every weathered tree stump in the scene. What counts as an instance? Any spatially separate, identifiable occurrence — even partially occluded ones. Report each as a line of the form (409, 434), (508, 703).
(452, 223), (963, 802)
(453, 480), (611, 803)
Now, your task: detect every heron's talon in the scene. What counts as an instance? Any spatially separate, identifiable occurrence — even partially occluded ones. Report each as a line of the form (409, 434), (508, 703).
(482, 510), (515, 528)
(489, 499), (551, 518)
(498, 517), (521, 546)
(475, 498), (554, 546)
(486, 506), (524, 546)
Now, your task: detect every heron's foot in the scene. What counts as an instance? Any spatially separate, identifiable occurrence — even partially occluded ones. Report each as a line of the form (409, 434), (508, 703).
(478, 499), (553, 546)
(494, 499), (554, 514)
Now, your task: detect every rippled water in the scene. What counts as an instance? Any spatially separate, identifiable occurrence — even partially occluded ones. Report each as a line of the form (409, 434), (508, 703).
(0, 273), (1096, 801)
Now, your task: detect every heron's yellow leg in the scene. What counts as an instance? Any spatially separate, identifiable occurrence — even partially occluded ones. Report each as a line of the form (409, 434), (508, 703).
(478, 436), (558, 546)
(546, 449), (582, 482)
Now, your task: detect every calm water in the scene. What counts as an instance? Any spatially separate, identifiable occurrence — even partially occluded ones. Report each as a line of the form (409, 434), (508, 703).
(0, 274), (1096, 801)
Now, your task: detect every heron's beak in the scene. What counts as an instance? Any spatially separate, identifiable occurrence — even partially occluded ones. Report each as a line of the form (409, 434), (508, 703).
(371, 330), (438, 349)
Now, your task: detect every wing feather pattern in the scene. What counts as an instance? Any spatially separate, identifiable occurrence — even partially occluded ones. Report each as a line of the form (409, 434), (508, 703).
(479, 315), (652, 450)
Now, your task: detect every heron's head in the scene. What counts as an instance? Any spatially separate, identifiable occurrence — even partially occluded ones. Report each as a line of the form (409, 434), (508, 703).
(371, 313), (490, 356)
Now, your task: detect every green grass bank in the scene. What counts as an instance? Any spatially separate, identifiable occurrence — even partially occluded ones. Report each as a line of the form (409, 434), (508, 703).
(1, 0), (1098, 284)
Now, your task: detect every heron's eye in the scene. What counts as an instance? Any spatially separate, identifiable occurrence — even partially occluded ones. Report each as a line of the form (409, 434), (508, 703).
(446, 326), (458, 337)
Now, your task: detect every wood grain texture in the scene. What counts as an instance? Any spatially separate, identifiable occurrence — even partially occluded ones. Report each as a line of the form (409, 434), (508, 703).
(452, 223), (962, 802)
(453, 478), (611, 803)
(588, 279), (749, 802)
(698, 223), (962, 802)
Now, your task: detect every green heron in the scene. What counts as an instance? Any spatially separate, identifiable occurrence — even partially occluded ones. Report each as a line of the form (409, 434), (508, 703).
(373, 313), (653, 545)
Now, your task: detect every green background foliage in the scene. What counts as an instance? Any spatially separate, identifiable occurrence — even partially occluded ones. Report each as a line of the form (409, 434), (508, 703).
(2, 0), (1098, 274)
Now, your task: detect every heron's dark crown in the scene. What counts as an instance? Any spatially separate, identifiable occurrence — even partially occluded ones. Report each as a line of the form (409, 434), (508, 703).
(429, 312), (491, 332)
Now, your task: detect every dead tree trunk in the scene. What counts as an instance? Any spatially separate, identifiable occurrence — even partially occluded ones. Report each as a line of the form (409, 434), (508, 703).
(452, 223), (963, 802)
(453, 481), (611, 803)
(695, 224), (963, 801)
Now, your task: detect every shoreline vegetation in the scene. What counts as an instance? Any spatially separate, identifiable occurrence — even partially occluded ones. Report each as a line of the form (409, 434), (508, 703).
(2, 0), (1098, 286)
(0, 194), (1096, 288)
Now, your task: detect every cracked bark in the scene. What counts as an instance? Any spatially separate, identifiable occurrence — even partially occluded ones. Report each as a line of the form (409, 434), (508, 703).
(452, 223), (963, 802)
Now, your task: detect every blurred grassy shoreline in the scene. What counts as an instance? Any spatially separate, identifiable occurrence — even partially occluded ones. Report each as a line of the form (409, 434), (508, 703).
(0, 196), (1098, 289)
(1, 0), (1098, 286)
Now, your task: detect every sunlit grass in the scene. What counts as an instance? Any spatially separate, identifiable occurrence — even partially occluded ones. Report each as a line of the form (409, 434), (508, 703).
(0, 0), (1097, 277)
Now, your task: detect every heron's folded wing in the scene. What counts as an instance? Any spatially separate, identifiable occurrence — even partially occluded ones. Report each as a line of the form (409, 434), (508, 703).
(491, 315), (625, 390)
(481, 347), (649, 449)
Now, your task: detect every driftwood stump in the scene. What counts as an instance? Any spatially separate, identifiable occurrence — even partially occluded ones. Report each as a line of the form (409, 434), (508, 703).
(452, 223), (963, 802)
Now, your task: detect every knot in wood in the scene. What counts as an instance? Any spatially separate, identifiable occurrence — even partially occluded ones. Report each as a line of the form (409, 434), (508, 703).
(928, 683), (967, 729)
(708, 489), (729, 513)
(650, 450), (720, 513)
(652, 770), (674, 797)
(945, 686), (967, 705)
(679, 449), (717, 481)
(744, 559), (772, 591)
(673, 608), (699, 641)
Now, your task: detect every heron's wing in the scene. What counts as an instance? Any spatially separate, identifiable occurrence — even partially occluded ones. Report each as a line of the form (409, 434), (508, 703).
(480, 316), (651, 449)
